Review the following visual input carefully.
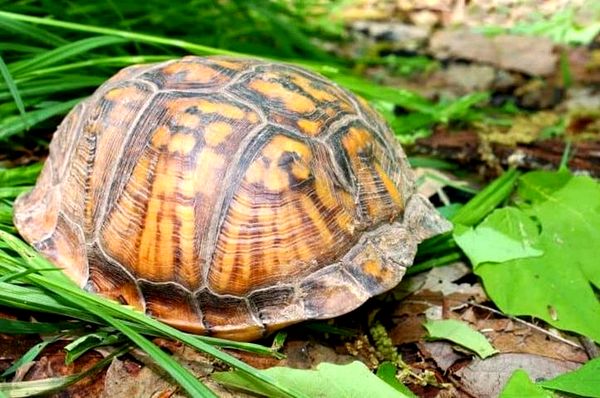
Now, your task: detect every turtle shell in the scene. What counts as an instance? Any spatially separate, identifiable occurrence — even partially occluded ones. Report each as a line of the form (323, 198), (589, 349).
(13, 56), (450, 341)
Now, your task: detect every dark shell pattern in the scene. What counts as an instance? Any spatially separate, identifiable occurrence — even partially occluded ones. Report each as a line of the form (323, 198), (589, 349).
(14, 56), (450, 341)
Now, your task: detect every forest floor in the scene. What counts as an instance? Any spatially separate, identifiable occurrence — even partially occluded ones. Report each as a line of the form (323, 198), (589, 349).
(1, 1), (599, 397)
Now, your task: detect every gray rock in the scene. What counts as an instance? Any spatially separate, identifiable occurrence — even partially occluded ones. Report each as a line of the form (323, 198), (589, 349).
(430, 29), (557, 76)
(351, 21), (430, 51)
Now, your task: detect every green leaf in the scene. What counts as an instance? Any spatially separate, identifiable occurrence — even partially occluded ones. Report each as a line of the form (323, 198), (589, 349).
(474, 171), (600, 342)
(499, 369), (553, 398)
(538, 358), (600, 397)
(376, 362), (417, 397)
(423, 319), (498, 359)
(454, 207), (544, 268)
(213, 361), (406, 398)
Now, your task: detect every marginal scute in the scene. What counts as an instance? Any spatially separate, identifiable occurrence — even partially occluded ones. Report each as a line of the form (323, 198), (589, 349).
(13, 56), (452, 341)
(87, 248), (144, 311)
(48, 101), (85, 182)
(13, 162), (58, 244)
(196, 290), (264, 340)
(343, 236), (402, 297)
(300, 265), (369, 319)
(140, 281), (203, 333)
(35, 215), (88, 287)
(248, 286), (302, 329)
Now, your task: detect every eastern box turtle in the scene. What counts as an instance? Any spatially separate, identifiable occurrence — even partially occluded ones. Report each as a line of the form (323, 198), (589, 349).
(14, 56), (450, 341)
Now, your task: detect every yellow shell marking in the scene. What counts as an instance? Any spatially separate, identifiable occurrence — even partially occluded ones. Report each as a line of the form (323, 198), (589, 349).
(204, 121), (233, 146)
(177, 113), (201, 129)
(166, 98), (246, 120)
(210, 59), (247, 70)
(362, 259), (383, 278)
(374, 163), (403, 208)
(249, 79), (316, 114)
(297, 119), (321, 136)
(194, 149), (225, 196)
(104, 85), (142, 102)
(168, 133), (196, 155)
(291, 74), (336, 102)
(163, 62), (222, 84)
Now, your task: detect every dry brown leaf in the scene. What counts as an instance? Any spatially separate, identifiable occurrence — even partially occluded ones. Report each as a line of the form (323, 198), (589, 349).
(284, 341), (354, 369)
(419, 341), (464, 372)
(454, 353), (580, 398)
(21, 344), (105, 398)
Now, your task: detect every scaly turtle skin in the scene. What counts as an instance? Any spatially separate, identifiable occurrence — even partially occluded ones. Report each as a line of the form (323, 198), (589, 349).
(14, 56), (450, 341)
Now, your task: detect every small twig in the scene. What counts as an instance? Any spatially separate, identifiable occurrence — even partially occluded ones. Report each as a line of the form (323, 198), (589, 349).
(579, 336), (600, 359)
(466, 302), (584, 350)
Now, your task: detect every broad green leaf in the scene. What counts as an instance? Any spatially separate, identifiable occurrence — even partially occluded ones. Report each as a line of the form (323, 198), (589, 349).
(213, 361), (406, 398)
(454, 207), (544, 268)
(376, 362), (417, 397)
(499, 369), (553, 398)
(538, 358), (600, 397)
(474, 171), (600, 342)
(423, 319), (497, 359)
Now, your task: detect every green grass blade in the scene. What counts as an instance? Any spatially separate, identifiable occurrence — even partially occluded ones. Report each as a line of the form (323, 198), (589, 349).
(0, 55), (26, 122)
(17, 55), (172, 79)
(0, 319), (80, 334)
(452, 169), (521, 226)
(103, 316), (218, 398)
(1, 336), (60, 378)
(0, 43), (45, 54)
(0, 281), (100, 324)
(0, 187), (31, 200)
(8, 36), (130, 76)
(0, 11), (240, 57)
(0, 98), (82, 140)
(0, 233), (306, 398)
(0, 163), (41, 186)
(0, 77), (104, 101)
(0, 346), (127, 397)
(0, 16), (67, 47)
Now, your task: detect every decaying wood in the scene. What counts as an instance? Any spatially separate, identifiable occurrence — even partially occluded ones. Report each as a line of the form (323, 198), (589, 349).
(415, 130), (600, 177)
